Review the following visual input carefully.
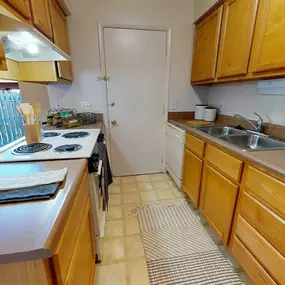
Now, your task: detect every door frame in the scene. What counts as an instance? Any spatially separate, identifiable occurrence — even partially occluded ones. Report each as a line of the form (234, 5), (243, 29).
(97, 21), (172, 173)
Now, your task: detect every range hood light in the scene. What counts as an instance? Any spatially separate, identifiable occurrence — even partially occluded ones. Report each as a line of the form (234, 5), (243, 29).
(27, 43), (38, 54)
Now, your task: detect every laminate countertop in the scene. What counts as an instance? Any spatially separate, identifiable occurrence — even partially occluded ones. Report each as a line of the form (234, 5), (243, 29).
(0, 159), (88, 264)
(170, 119), (285, 179)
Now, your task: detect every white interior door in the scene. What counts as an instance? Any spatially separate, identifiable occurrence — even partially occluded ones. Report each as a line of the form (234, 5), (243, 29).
(104, 28), (167, 176)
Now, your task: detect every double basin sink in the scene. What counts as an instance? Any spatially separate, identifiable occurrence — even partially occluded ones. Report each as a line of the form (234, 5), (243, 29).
(196, 126), (285, 152)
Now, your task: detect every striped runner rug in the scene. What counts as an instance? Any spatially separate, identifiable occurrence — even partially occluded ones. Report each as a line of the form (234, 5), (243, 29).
(135, 200), (244, 285)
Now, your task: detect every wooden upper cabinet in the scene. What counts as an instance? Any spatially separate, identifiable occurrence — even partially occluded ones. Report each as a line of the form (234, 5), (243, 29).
(191, 6), (223, 82)
(251, 0), (285, 73)
(216, 0), (259, 78)
(5, 0), (32, 19)
(29, 0), (53, 39)
(49, 0), (73, 81)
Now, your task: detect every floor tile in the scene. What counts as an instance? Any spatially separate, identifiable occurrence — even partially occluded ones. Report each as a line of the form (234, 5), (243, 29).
(138, 182), (154, 191)
(127, 258), (150, 285)
(149, 173), (166, 181)
(163, 173), (172, 180)
(102, 237), (125, 264)
(113, 177), (121, 185)
(140, 191), (157, 202)
(95, 263), (126, 285)
(136, 175), (150, 182)
(172, 188), (185, 199)
(106, 205), (123, 221)
(105, 220), (124, 238)
(126, 235), (145, 259)
(122, 176), (137, 184)
(122, 183), (138, 193)
(123, 204), (138, 218)
(156, 189), (175, 200)
(123, 193), (140, 204)
(124, 217), (140, 235)
(109, 194), (122, 206)
(152, 180), (170, 189)
(109, 184), (121, 194)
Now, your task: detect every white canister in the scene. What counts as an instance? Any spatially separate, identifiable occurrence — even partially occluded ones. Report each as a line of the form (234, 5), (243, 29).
(204, 107), (217, 122)
(194, 105), (208, 120)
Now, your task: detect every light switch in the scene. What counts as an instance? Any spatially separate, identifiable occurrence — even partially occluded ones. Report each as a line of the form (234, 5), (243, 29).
(80, 102), (91, 111)
(170, 99), (177, 110)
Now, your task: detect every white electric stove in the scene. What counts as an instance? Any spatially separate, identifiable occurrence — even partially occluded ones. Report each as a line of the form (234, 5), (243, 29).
(0, 128), (104, 263)
(0, 129), (100, 162)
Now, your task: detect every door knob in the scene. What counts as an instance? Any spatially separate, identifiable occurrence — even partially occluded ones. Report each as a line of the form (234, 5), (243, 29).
(111, 120), (117, 126)
(110, 102), (115, 107)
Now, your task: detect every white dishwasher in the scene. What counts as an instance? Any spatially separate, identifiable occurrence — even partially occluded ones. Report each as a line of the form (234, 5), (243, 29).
(165, 123), (186, 187)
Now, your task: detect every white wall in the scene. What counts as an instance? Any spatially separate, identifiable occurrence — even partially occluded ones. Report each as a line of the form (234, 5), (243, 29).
(194, 0), (219, 21)
(207, 82), (285, 126)
(19, 82), (50, 122)
(48, 0), (207, 113)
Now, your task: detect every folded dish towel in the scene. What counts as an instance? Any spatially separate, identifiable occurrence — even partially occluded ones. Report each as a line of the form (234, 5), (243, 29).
(0, 168), (68, 204)
(0, 168), (68, 191)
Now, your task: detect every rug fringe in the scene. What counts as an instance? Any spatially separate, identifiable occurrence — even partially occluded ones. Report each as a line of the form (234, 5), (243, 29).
(128, 199), (187, 215)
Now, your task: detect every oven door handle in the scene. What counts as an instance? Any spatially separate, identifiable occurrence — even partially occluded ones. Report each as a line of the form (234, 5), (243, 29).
(96, 160), (103, 176)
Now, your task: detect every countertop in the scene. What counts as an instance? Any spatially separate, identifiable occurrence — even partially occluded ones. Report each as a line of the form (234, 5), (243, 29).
(0, 159), (87, 264)
(43, 121), (104, 131)
(169, 119), (285, 179)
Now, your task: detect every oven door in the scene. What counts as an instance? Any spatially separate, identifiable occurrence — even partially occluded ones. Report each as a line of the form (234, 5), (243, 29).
(88, 159), (104, 263)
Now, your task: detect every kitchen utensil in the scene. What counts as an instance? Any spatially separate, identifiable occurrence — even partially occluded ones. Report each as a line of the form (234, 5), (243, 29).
(20, 103), (33, 124)
(32, 102), (42, 122)
(195, 104), (208, 120)
(16, 106), (26, 120)
(204, 107), (217, 122)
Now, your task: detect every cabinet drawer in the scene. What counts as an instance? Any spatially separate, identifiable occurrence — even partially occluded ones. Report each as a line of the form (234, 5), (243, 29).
(245, 166), (285, 219)
(205, 145), (243, 182)
(236, 216), (285, 285)
(241, 192), (285, 257)
(232, 236), (277, 285)
(54, 171), (89, 283)
(185, 133), (205, 157)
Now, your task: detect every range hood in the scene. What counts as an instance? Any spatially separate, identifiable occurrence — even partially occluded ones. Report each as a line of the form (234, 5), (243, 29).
(0, 9), (71, 62)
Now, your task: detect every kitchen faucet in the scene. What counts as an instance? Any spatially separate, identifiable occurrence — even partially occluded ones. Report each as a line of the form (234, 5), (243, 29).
(234, 112), (263, 133)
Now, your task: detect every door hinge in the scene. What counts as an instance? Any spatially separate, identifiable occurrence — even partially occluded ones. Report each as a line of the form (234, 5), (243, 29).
(165, 49), (168, 56)
(161, 156), (164, 163)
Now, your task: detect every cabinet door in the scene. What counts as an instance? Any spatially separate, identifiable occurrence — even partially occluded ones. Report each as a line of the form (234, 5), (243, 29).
(251, 0), (285, 73)
(191, 6), (223, 82)
(65, 201), (95, 285)
(5, 0), (32, 19)
(216, 0), (259, 78)
(0, 40), (7, 71)
(49, 0), (73, 81)
(201, 164), (239, 245)
(30, 0), (53, 39)
(182, 149), (203, 206)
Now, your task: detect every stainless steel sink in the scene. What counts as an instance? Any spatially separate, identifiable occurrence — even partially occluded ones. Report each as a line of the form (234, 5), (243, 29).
(219, 134), (285, 151)
(196, 126), (246, 137)
(196, 126), (285, 151)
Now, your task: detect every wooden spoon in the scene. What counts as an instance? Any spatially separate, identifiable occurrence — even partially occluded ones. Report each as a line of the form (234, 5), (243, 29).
(32, 102), (41, 123)
(20, 103), (32, 124)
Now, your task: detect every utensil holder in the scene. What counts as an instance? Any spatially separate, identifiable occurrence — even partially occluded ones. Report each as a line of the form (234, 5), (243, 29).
(23, 123), (42, 144)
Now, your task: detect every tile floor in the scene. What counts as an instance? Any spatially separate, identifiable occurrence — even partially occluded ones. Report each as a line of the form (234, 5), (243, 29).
(94, 173), (252, 285)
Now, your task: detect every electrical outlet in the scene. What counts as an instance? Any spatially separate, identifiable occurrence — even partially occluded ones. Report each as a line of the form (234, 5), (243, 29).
(170, 99), (177, 110)
(80, 102), (91, 111)
(219, 101), (225, 112)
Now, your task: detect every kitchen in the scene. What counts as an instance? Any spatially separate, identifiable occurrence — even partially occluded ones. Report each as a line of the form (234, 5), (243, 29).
(0, 0), (285, 284)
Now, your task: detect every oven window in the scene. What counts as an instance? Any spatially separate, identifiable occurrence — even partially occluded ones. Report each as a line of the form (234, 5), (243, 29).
(0, 90), (24, 147)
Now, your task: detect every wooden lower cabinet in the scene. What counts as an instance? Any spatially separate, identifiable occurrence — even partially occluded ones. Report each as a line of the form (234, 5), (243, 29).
(201, 164), (239, 245)
(182, 148), (203, 206)
(65, 201), (95, 285)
